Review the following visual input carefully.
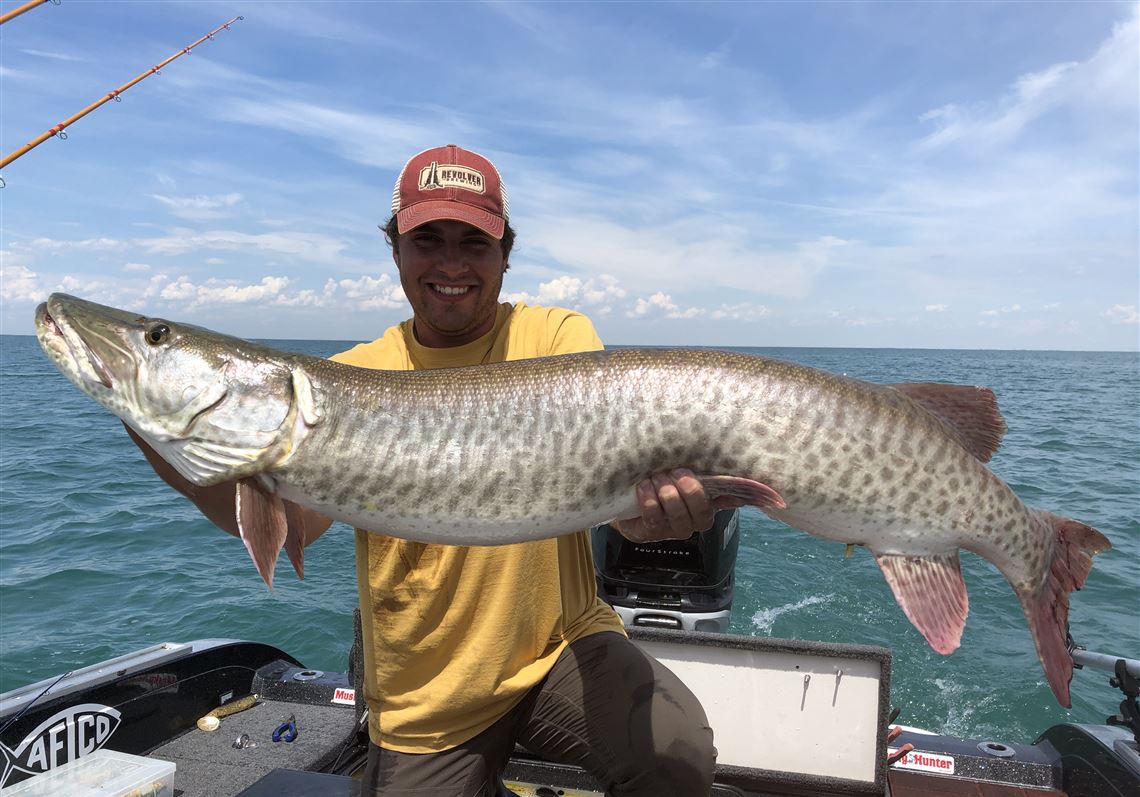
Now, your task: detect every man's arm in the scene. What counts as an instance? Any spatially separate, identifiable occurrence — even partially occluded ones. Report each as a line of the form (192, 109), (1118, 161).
(123, 423), (335, 546)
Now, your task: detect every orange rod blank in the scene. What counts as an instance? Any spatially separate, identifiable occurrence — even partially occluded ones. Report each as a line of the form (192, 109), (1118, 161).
(0, 15), (243, 170)
(0, 0), (55, 26)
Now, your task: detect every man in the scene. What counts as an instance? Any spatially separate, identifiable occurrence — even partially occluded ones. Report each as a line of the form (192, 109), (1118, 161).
(130, 145), (727, 796)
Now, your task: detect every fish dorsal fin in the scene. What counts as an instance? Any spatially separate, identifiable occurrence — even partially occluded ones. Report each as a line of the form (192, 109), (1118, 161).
(890, 383), (1007, 463)
(237, 478), (288, 589)
(875, 551), (968, 655)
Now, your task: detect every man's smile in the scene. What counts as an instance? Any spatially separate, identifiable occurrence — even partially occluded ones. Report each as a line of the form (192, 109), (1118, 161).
(429, 283), (474, 298)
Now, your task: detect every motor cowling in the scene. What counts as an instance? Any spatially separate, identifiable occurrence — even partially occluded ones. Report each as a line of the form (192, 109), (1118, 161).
(592, 509), (740, 633)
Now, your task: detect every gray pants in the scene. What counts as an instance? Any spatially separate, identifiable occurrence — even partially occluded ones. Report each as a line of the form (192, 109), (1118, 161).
(361, 631), (716, 796)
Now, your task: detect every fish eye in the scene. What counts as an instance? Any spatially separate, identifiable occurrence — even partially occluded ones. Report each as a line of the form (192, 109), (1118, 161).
(145, 323), (170, 345)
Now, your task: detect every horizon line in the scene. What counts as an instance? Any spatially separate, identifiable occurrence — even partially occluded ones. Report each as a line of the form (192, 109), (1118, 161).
(2, 332), (1136, 355)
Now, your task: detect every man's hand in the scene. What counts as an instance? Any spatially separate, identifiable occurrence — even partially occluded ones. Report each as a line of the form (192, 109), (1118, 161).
(613, 468), (745, 543)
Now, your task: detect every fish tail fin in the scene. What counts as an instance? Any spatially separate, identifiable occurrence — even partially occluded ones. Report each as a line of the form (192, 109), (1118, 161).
(1020, 511), (1111, 707)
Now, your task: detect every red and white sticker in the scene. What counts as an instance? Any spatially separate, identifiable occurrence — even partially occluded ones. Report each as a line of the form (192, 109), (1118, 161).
(332, 687), (356, 706)
(888, 748), (955, 774)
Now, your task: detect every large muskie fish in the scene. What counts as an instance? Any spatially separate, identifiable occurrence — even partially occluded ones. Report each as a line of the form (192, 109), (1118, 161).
(35, 294), (1110, 706)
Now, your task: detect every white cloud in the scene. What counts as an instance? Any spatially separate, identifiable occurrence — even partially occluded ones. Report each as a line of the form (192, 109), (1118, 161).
(980, 305), (1022, 316)
(137, 230), (350, 264)
(0, 263), (45, 302)
(142, 273), (170, 299)
(150, 193), (244, 220)
(627, 291), (703, 320)
(1103, 304), (1139, 325)
(21, 49), (82, 61)
(842, 313), (895, 328)
(699, 38), (733, 70)
(325, 274), (406, 310)
(504, 274), (627, 310)
(210, 96), (453, 171)
(122, 263), (151, 273)
(159, 275), (292, 306)
(925, 303), (948, 312)
(917, 10), (1137, 152)
(528, 215), (849, 301)
(709, 302), (769, 321)
(21, 237), (124, 254)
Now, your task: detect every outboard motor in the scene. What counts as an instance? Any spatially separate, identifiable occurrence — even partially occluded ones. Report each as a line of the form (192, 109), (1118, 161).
(592, 509), (740, 633)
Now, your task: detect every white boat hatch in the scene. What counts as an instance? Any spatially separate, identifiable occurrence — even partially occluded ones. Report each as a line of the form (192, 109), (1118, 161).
(635, 631), (887, 785)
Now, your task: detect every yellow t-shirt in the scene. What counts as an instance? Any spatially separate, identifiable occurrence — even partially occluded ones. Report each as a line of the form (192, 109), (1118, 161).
(331, 302), (627, 753)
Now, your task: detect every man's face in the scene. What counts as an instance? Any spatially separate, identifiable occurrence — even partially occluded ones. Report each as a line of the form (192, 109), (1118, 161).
(394, 219), (507, 348)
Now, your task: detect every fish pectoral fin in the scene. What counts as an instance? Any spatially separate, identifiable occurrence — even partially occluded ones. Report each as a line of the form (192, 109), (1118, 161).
(697, 475), (787, 509)
(889, 382), (1007, 463)
(874, 551), (969, 655)
(146, 434), (276, 486)
(282, 501), (312, 580)
(236, 478), (288, 590)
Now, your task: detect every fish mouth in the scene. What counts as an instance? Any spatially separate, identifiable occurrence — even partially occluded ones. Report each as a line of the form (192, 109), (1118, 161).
(36, 296), (119, 390)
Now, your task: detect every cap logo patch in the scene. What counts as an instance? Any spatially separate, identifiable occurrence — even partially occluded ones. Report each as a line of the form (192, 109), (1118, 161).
(418, 162), (485, 194)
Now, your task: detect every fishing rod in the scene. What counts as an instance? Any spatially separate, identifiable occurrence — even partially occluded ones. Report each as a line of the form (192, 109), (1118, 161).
(0, 15), (243, 173)
(0, 0), (58, 26)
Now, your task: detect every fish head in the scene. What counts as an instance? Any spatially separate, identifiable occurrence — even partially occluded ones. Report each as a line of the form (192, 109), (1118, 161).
(36, 294), (308, 486)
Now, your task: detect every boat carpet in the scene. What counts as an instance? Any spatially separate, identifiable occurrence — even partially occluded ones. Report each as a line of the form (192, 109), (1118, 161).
(147, 698), (359, 797)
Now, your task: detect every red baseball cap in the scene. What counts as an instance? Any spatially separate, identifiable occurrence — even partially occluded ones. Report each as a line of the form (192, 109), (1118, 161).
(391, 144), (509, 239)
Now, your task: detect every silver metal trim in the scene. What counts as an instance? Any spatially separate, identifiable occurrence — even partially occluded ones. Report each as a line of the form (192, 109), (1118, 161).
(0, 640), (240, 714)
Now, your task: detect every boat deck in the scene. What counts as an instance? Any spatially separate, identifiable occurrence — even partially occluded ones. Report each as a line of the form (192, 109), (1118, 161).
(148, 697), (361, 796)
(144, 693), (1072, 797)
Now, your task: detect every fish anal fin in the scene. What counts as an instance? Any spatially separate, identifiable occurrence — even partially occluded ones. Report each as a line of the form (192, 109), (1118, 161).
(875, 551), (969, 655)
(697, 475), (786, 509)
(236, 478), (288, 590)
(282, 501), (311, 580)
(890, 383), (1007, 463)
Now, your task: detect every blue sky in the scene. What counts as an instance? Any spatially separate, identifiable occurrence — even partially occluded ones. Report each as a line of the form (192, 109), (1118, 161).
(1, 1), (1137, 349)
